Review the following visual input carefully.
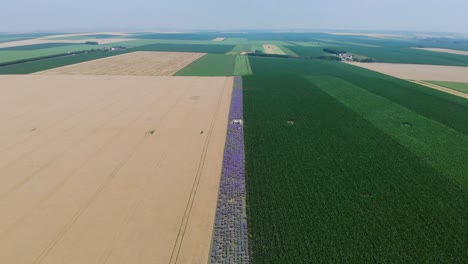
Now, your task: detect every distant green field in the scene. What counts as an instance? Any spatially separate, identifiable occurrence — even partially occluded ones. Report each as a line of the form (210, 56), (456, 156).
(135, 33), (219, 40)
(223, 38), (248, 43)
(49, 34), (128, 40)
(425, 80), (468, 94)
(288, 41), (326, 47)
(337, 45), (468, 66)
(0, 33), (56, 42)
(287, 45), (326, 57)
(227, 44), (265, 55)
(0, 37), (28, 43)
(0, 44), (113, 64)
(174, 54), (236, 76)
(172, 53), (252, 76)
(234, 55), (252, 76)
(278, 45), (298, 57)
(113, 38), (248, 48)
(282, 35), (468, 66)
(244, 74), (467, 263)
(0, 43), (79, 51)
(134, 43), (235, 54)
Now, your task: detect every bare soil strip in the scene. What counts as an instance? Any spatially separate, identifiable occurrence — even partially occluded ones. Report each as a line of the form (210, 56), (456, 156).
(345, 62), (468, 83)
(0, 75), (233, 264)
(413, 47), (468, 56)
(212, 38), (226, 42)
(409, 80), (468, 99)
(36, 51), (205, 76)
(263, 44), (286, 55)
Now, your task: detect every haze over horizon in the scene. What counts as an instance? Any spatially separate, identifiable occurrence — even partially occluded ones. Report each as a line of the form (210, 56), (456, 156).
(2, 0), (467, 34)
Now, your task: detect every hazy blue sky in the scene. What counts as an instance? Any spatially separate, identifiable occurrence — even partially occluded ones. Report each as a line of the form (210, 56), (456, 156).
(2, 0), (467, 33)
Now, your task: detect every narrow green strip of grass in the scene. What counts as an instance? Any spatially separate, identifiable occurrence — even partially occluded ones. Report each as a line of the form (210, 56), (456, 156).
(233, 55), (252, 76)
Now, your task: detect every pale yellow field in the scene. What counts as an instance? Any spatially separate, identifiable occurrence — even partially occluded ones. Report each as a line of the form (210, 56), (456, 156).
(0, 38), (134, 49)
(263, 44), (286, 55)
(0, 32), (134, 48)
(212, 37), (226, 41)
(345, 62), (468, 83)
(413, 47), (468, 56)
(0, 75), (233, 264)
(36, 51), (205, 76)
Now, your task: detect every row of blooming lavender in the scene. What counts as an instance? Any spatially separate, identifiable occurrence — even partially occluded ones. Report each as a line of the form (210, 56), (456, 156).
(210, 76), (249, 263)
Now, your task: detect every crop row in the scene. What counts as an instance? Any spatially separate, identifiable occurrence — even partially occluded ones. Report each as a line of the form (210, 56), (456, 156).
(243, 74), (467, 263)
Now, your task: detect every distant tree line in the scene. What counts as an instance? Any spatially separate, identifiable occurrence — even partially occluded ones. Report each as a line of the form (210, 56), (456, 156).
(323, 48), (346, 55)
(354, 58), (377, 63)
(247, 53), (292, 59)
(317, 55), (342, 61)
(0, 47), (126, 68)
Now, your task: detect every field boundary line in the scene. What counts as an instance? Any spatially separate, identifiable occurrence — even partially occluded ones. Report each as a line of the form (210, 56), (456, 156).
(169, 78), (230, 264)
(409, 80), (468, 99)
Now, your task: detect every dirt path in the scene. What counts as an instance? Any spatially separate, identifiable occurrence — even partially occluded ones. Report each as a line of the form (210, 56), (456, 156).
(0, 75), (233, 264)
(409, 80), (468, 99)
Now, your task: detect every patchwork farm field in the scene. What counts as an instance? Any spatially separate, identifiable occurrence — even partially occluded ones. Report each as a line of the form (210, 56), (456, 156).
(0, 75), (233, 264)
(0, 50), (129, 74)
(0, 31), (467, 263)
(37, 51), (205, 76)
(135, 43), (235, 54)
(0, 38), (130, 49)
(0, 44), (117, 64)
